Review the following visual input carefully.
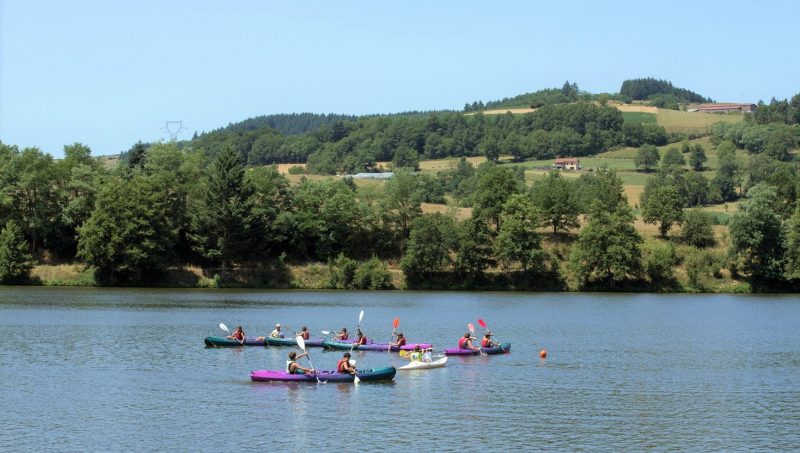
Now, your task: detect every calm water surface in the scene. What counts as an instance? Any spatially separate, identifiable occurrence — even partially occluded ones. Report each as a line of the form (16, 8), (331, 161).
(1, 288), (799, 451)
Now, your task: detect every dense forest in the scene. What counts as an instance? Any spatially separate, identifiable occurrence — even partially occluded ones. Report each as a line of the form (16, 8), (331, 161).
(2, 83), (799, 291)
(619, 77), (711, 104)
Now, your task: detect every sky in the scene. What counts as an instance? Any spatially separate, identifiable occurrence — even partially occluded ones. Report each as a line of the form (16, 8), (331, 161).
(1, 0), (798, 157)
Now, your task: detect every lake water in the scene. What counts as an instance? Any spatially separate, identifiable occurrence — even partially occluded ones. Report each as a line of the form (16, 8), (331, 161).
(1, 288), (799, 451)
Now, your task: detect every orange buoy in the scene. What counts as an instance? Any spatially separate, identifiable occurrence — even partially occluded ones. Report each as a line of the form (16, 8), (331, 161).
(539, 349), (547, 359)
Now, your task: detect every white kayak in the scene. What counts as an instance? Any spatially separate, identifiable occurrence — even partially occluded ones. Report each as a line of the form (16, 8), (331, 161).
(397, 356), (448, 371)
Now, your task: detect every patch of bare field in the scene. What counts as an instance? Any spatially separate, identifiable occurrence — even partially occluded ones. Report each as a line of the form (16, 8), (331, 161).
(421, 203), (472, 221)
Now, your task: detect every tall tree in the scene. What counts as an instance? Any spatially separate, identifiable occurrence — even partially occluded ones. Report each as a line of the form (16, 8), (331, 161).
(661, 147), (685, 168)
(0, 220), (34, 284)
(189, 147), (261, 276)
(642, 186), (684, 237)
(400, 213), (457, 281)
(688, 144), (707, 171)
(530, 171), (581, 236)
(77, 175), (175, 283)
(634, 145), (660, 172)
(570, 203), (642, 287)
(711, 141), (740, 202)
(786, 204), (800, 280)
(728, 184), (785, 281)
(495, 194), (547, 274)
(381, 169), (422, 241)
(472, 164), (522, 231)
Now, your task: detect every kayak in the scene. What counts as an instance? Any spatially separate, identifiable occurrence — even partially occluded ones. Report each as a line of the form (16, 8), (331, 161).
(250, 366), (396, 383)
(322, 340), (433, 352)
(204, 336), (327, 347)
(398, 356), (448, 370)
(444, 342), (511, 355)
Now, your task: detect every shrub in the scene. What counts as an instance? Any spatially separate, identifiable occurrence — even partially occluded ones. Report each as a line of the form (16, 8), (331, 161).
(328, 253), (358, 289)
(680, 210), (716, 248)
(287, 166), (306, 175)
(354, 257), (394, 290)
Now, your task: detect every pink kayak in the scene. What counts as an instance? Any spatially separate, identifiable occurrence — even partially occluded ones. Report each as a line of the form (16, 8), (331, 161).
(322, 340), (433, 351)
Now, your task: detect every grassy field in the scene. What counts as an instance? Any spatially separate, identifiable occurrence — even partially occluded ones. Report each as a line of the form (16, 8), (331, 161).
(621, 112), (657, 124)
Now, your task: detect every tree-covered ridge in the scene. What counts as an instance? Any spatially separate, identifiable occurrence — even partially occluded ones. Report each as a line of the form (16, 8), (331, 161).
(464, 81), (585, 111)
(619, 77), (711, 103)
(216, 113), (359, 136)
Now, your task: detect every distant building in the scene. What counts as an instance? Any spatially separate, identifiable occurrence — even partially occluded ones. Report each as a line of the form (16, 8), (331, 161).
(348, 172), (394, 180)
(552, 158), (581, 171)
(687, 103), (756, 114)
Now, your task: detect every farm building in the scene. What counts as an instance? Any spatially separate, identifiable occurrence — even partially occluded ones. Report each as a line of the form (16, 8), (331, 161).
(687, 103), (756, 114)
(552, 158), (581, 170)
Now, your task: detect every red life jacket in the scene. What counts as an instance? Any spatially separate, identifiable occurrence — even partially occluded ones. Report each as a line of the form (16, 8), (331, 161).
(301, 331), (310, 340)
(481, 338), (492, 348)
(397, 337), (406, 346)
(339, 333), (349, 340)
(458, 337), (469, 349)
(337, 359), (348, 373)
(357, 336), (367, 345)
(233, 331), (244, 341)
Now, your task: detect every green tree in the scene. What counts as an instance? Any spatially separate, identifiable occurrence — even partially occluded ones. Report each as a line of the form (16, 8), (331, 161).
(570, 204), (642, 287)
(495, 194), (547, 274)
(711, 141), (740, 202)
(77, 175), (175, 283)
(689, 144), (707, 171)
(392, 145), (420, 170)
(661, 147), (685, 168)
(453, 218), (494, 280)
(530, 172), (581, 236)
(0, 220), (34, 284)
(785, 205), (800, 280)
(400, 213), (457, 280)
(472, 164), (522, 231)
(634, 144), (660, 172)
(643, 242), (678, 289)
(680, 210), (716, 248)
(381, 169), (422, 241)
(728, 184), (785, 281)
(642, 186), (684, 237)
(189, 147), (261, 276)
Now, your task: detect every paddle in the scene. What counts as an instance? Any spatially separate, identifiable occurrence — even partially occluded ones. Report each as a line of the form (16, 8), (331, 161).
(388, 317), (399, 354)
(477, 318), (495, 348)
(296, 335), (321, 384)
(468, 323), (486, 356)
(349, 310), (365, 353)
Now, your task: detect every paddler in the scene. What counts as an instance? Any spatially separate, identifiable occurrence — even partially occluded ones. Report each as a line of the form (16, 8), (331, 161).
(337, 352), (357, 375)
(286, 351), (314, 375)
(226, 326), (245, 344)
(458, 332), (479, 351)
(335, 327), (349, 340)
(355, 329), (368, 345)
(299, 326), (310, 340)
(270, 323), (285, 339)
(390, 332), (407, 348)
(481, 332), (498, 348)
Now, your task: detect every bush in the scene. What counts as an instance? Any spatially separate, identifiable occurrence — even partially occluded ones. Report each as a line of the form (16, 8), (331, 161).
(684, 248), (722, 291)
(287, 166), (306, 175)
(353, 257), (394, 290)
(680, 210), (716, 248)
(643, 242), (678, 289)
(328, 253), (358, 289)
(0, 220), (34, 284)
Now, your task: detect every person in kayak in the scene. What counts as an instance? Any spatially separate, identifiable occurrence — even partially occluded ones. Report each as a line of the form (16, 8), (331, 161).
(226, 326), (245, 344)
(270, 323), (285, 339)
(286, 351), (314, 375)
(481, 332), (499, 348)
(458, 332), (479, 351)
(391, 332), (407, 348)
(299, 326), (310, 340)
(355, 329), (368, 345)
(335, 327), (349, 340)
(337, 352), (356, 375)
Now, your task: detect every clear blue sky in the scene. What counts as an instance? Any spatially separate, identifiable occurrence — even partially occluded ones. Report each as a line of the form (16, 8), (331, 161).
(1, 0), (798, 157)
